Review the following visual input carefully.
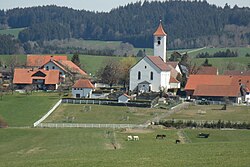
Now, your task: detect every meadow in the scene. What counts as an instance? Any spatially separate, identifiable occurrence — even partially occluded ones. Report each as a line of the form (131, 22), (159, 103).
(44, 104), (164, 124)
(0, 93), (59, 127)
(0, 28), (25, 38)
(0, 128), (250, 167)
(165, 104), (250, 122)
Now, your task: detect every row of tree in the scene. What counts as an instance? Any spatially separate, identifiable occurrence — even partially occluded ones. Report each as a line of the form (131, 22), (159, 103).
(196, 49), (239, 58)
(0, 1), (249, 49)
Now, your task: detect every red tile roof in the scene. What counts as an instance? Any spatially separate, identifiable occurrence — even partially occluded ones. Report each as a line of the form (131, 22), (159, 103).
(146, 56), (171, 71)
(59, 60), (87, 76)
(13, 68), (60, 85)
(166, 62), (179, 68)
(27, 55), (67, 67)
(193, 85), (241, 97)
(196, 66), (218, 75)
(170, 77), (180, 83)
(153, 22), (167, 36)
(184, 75), (232, 91)
(230, 76), (250, 89)
(72, 79), (94, 88)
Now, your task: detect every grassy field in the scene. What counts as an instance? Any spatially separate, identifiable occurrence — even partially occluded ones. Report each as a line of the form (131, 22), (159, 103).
(0, 128), (249, 167)
(165, 104), (250, 122)
(0, 93), (59, 127)
(44, 104), (164, 124)
(0, 28), (25, 38)
(187, 47), (250, 57)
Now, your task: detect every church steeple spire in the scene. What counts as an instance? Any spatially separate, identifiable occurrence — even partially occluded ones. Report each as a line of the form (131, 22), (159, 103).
(153, 20), (167, 36)
(153, 20), (167, 62)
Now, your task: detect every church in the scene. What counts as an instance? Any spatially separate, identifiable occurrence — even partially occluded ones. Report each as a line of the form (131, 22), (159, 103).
(129, 21), (181, 93)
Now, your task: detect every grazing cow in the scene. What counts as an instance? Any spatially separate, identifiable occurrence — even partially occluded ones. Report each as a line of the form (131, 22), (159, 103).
(175, 139), (181, 144)
(133, 136), (139, 141)
(127, 135), (133, 141)
(156, 134), (166, 139)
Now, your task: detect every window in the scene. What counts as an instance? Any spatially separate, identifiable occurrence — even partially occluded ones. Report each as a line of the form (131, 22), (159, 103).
(157, 37), (161, 45)
(145, 66), (147, 69)
(52, 66), (55, 69)
(150, 71), (153, 80)
(46, 66), (49, 70)
(138, 71), (141, 80)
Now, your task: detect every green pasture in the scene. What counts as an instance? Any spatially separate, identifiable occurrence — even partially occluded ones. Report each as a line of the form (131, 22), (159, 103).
(0, 28), (25, 38)
(0, 93), (59, 127)
(0, 55), (26, 66)
(165, 104), (250, 122)
(68, 55), (125, 75)
(187, 47), (250, 57)
(192, 56), (250, 74)
(44, 104), (164, 124)
(0, 128), (250, 167)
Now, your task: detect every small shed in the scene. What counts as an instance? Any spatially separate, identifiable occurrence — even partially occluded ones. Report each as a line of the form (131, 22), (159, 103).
(118, 94), (130, 103)
(72, 79), (94, 98)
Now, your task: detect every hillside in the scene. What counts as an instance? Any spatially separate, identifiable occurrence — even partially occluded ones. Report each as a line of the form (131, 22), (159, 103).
(0, 1), (250, 49)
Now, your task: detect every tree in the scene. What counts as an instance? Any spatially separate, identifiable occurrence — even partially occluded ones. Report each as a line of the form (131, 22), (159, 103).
(71, 53), (81, 68)
(202, 58), (212, 66)
(97, 59), (121, 87)
(119, 57), (137, 89)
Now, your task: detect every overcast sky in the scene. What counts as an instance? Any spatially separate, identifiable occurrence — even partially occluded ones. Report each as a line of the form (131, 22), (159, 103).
(0, 0), (249, 12)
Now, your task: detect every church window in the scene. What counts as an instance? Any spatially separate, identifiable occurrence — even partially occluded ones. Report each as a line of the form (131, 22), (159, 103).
(158, 40), (161, 45)
(157, 37), (161, 45)
(145, 66), (147, 69)
(150, 72), (153, 80)
(138, 71), (141, 80)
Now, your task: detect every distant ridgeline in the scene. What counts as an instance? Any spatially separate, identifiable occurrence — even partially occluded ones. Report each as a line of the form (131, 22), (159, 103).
(0, 1), (250, 49)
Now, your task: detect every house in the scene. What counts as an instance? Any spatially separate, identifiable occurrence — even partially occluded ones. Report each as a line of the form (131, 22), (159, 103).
(26, 55), (67, 67)
(72, 79), (94, 98)
(118, 94), (131, 103)
(41, 59), (87, 79)
(13, 68), (60, 90)
(129, 21), (181, 93)
(185, 74), (250, 103)
(196, 66), (218, 75)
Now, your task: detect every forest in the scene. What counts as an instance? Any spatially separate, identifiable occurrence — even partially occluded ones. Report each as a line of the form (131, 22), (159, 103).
(0, 1), (250, 54)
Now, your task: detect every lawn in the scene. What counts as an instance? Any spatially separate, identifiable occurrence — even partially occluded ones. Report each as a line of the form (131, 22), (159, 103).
(44, 104), (164, 124)
(165, 104), (250, 122)
(0, 128), (249, 167)
(0, 28), (25, 38)
(0, 93), (59, 127)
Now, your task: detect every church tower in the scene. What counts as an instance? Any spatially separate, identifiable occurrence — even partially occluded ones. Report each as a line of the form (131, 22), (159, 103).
(153, 20), (167, 62)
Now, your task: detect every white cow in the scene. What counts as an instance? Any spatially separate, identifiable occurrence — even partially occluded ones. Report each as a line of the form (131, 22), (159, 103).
(127, 135), (133, 141)
(133, 136), (139, 141)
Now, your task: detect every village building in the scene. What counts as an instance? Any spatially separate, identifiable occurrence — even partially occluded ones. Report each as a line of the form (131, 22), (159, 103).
(26, 55), (87, 82)
(118, 94), (131, 103)
(13, 68), (60, 90)
(72, 79), (95, 98)
(129, 21), (181, 93)
(185, 74), (250, 103)
(224, 70), (250, 76)
(196, 66), (218, 75)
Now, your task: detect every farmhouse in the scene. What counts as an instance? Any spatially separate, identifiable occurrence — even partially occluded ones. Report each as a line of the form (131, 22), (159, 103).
(26, 55), (67, 67)
(13, 68), (60, 90)
(72, 79), (95, 98)
(185, 74), (250, 103)
(129, 21), (181, 93)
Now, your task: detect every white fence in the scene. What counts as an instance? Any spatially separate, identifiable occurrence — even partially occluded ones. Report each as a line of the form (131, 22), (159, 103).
(37, 123), (148, 129)
(33, 100), (62, 127)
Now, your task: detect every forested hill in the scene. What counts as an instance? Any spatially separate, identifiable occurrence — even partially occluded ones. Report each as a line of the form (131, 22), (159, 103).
(1, 1), (250, 49)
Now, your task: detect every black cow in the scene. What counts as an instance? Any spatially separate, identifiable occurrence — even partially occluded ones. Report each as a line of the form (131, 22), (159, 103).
(156, 134), (166, 139)
(175, 139), (181, 144)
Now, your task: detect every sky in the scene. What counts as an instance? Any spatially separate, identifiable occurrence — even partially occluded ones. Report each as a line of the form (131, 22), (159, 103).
(0, 0), (249, 12)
